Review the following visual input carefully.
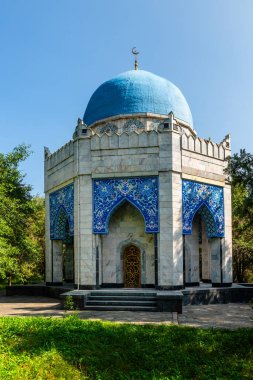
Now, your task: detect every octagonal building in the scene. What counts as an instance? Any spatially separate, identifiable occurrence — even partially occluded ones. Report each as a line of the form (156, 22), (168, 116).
(44, 68), (232, 290)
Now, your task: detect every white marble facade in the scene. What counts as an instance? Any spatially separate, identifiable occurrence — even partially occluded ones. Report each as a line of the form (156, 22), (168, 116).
(44, 69), (232, 290)
(44, 112), (232, 290)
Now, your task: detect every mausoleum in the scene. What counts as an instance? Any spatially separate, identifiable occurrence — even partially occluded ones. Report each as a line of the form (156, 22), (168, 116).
(44, 65), (232, 291)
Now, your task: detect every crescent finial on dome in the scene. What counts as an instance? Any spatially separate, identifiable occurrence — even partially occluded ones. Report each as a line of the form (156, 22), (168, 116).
(132, 47), (139, 70)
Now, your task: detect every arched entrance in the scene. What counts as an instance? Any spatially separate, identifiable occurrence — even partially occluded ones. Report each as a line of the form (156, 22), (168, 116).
(184, 204), (223, 286)
(101, 201), (154, 287)
(123, 245), (141, 288)
(52, 207), (74, 283)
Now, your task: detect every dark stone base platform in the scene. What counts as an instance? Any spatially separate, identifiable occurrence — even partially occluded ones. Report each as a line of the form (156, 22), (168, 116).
(182, 283), (253, 305)
(6, 284), (73, 299)
(5, 283), (253, 313)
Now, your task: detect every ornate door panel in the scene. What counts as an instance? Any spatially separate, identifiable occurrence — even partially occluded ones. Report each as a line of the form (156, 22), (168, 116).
(123, 245), (141, 288)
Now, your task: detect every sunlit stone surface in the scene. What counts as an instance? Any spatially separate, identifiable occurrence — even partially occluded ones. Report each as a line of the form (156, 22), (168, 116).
(44, 69), (232, 290)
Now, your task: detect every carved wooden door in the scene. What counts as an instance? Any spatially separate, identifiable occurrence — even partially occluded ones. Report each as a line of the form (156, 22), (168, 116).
(123, 245), (141, 288)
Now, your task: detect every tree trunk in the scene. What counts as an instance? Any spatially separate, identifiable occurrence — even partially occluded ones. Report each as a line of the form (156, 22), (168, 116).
(7, 274), (12, 286)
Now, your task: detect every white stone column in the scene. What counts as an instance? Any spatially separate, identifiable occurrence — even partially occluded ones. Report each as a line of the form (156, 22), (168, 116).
(201, 220), (211, 281)
(222, 183), (233, 283)
(171, 171), (184, 287)
(184, 219), (199, 284)
(210, 238), (221, 284)
(74, 177), (79, 286)
(158, 129), (183, 289)
(96, 234), (102, 286)
(78, 174), (96, 288)
(158, 172), (173, 287)
(64, 244), (74, 281)
(52, 240), (63, 283)
(93, 234), (100, 287)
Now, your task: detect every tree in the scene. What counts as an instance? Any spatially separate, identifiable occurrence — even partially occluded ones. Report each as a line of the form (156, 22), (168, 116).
(0, 145), (45, 285)
(226, 149), (253, 282)
(232, 183), (253, 282)
(227, 149), (253, 213)
(26, 196), (45, 280)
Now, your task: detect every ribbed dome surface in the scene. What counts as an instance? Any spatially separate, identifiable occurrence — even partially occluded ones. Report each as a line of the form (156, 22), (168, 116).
(83, 70), (193, 126)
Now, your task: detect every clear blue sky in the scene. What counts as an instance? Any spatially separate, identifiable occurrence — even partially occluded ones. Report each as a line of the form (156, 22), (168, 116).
(0, 0), (252, 195)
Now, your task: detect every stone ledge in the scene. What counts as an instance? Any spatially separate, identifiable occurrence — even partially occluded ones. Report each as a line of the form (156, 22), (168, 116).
(182, 285), (253, 305)
(60, 290), (90, 309)
(6, 285), (72, 299)
(156, 291), (183, 313)
(5, 284), (253, 313)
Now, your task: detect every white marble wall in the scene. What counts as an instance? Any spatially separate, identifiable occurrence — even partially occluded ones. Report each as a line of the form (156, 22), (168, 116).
(78, 175), (95, 286)
(182, 150), (226, 184)
(171, 171), (184, 287)
(210, 238), (222, 283)
(89, 133), (159, 176)
(44, 121), (232, 289)
(158, 130), (183, 288)
(185, 217), (225, 285)
(102, 202), (154, 286)
(201, 220), (211, 281)
(222, 183), (233, 283)
(52, 240), (63, 283)
(185, 219), (200, 283)
(64, 244), (74, 281)
(158, 171), (173, 286)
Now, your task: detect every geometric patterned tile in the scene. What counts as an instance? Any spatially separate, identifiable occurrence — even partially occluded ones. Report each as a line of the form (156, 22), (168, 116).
(93, 177), (159, 234)
(49, 183), (74, 239)
(182, 180), (224, 237)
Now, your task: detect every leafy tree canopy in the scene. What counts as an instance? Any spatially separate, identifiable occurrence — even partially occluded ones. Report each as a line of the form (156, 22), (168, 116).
(226, 148), (253, 214)
(0, 145), (45, 285)
(227, 149), (253, 282)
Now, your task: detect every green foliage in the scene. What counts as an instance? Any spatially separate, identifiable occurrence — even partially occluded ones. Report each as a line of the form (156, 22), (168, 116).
(227, 149), (253, 200)
(26, 196), (45, 280)
(0, 145), (45, 285)
(64, 295), (75, 311)
(226, 149), (253, 282)
(232, 184), (253, 282)
(227, 149), (253, 223)
(0, 317), (252, 380)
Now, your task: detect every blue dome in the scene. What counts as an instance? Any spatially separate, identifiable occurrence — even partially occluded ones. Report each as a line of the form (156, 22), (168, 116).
(83, 70), (193, 126)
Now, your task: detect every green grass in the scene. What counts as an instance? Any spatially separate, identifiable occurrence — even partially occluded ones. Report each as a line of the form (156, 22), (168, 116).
(0, 315), (252, 380)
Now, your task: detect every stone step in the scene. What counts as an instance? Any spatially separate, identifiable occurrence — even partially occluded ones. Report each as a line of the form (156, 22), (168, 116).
(90, 291), (157, 297)
(85, 290), (158, 312)
(84, 305), (158, 312)
(86, 300), (157, 307)
(88, 295), (157, 301)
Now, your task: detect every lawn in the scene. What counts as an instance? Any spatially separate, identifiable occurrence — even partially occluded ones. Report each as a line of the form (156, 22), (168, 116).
(0, 315), (252, 380)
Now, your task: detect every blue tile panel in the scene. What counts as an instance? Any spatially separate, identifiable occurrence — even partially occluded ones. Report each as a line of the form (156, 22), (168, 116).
(49, 183), (74, 240)
(182, 180), (224, 237)
(93, 177), (159, 234)
(54, 208), (68, 240)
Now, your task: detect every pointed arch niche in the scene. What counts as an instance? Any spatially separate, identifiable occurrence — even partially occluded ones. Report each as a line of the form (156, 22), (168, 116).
(49, 184), (74, 283)
(93, 177), (159, 234)
(53, 207), (71, 241)
(182, 180), (225, 286)
(101, 200), (155, 287)
(49, 183), (74, 239)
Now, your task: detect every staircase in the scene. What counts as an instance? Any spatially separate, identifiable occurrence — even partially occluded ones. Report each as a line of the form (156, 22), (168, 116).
(84, 290), (158, 311)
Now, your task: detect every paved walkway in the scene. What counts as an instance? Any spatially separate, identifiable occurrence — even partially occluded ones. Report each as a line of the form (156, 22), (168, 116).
(0, 294), (252, 329)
